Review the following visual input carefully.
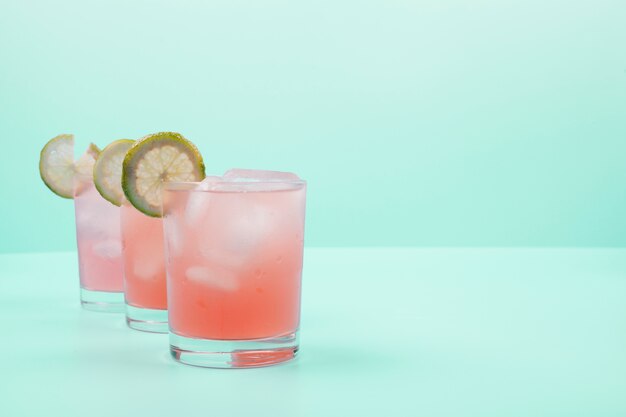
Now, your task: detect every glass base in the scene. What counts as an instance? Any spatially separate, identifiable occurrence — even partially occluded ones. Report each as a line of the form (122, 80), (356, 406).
(80, 288), (125, 313)
(170, 330), (299, 369)
(126, 304), (168, 333)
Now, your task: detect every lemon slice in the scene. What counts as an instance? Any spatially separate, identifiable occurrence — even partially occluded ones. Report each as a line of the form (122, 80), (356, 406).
(122, 132), (205, 217)
(93, 139), (135, 206)
(39, 135), (101, 198)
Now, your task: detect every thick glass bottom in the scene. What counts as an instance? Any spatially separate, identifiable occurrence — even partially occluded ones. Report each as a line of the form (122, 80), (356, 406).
(80, 288), (125, 313)
(125, 304), (168, 333)
(170, 330), (299, 369)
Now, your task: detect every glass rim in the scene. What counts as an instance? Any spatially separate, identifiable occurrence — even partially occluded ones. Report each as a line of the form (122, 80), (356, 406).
(163, 179), (306, 193)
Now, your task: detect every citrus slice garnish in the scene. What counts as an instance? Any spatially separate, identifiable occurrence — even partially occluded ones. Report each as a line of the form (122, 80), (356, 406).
(39, 134), (100, 198)
(75, 143), (101, 178)
(122, 132), (205, 217)
(93, 139), (135, 206)
(39, 134), (75, 198)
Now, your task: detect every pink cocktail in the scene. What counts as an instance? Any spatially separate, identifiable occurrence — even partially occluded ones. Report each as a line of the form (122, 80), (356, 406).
(121, 203), (168, 332)
(74, 175), (124, 312)
(163, 170), (306, 368)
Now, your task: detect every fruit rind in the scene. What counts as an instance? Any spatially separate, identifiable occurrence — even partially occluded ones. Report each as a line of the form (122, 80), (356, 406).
(93, 139), (135, 206)
(122, 132), (205, 217)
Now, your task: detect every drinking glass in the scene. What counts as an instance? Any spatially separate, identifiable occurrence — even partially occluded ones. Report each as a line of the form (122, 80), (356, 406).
(163, 176), (306, 368)
(121, 202), (168, 332)
(74, 174), (124, 312)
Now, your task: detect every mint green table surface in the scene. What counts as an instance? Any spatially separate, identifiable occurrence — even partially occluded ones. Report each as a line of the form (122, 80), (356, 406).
(1, 249), (625, 417)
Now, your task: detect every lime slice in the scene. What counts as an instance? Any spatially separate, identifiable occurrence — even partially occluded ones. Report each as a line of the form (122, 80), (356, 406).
(39, 134), (75, 198)
(39, 135), (102, 199)
(122, 132), (205, 217)
(73, 143), (101, 196)
(75, 143), (101, 178)
(93, 139), (135, 206)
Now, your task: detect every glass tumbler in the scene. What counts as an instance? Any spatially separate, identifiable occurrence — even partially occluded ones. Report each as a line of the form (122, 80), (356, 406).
(163, 178), (306, 368)
(74, 174), (124, 312)
(121, 201), (168, 332)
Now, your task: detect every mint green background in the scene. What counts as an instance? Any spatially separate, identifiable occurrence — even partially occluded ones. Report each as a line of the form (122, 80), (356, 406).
(2, 248), (626, 416)
(1, 0), (625, 252)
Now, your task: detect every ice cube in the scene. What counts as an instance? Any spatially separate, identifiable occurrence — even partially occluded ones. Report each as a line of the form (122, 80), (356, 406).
(93, 240), (122, 259)
(74, 149), (97, 178)
(199, 248), (246, 269)
(184, 176), (222, 225)
(133, 257), (164, 280)
(185, 265), (239, 291)
(223, 168), (300, 182)
(221, 202), (276, 253)
(75, 209), (95, 229)
(185, 193), (212, 225)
